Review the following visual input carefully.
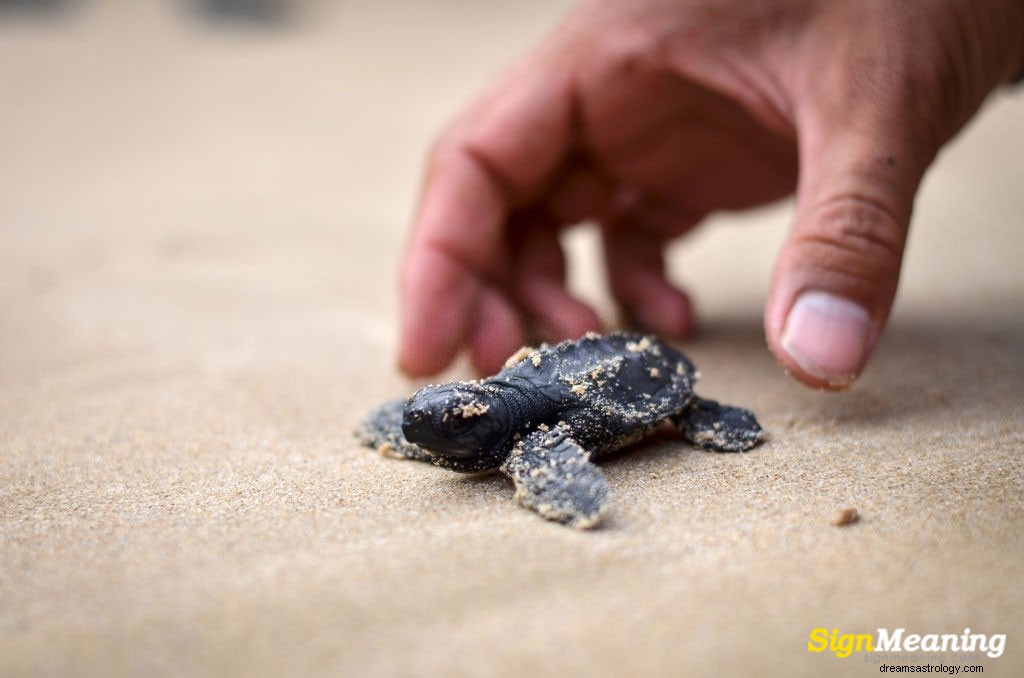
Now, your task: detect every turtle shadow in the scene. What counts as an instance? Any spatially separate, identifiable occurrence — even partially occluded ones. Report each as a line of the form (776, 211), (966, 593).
(447, 473), (623, 532)
(450, 471), (507, 490)
(595, 427), (691, 466)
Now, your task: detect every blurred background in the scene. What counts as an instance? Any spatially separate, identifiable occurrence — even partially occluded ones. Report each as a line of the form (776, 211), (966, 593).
(0, 0), (559, 253)
(0, 0), (590, 384)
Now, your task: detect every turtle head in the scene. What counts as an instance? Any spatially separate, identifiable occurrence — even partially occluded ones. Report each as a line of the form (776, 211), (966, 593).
(402, 382), (512, 460)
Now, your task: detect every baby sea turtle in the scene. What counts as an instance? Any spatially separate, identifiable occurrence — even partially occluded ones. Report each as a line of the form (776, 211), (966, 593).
(356, 332), (765, 528)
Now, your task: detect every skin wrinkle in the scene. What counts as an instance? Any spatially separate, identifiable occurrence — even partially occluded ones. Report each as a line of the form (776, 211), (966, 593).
(655, 1), (802, 138)
(711, 55), (796, 142)
(794, 194), (909, 289)
(789, 237), (901, 296)
(807, 191), (910, 243)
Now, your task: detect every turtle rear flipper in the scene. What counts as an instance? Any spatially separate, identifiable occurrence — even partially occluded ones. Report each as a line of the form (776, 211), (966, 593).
(500, 423), (608, 529)
(675, 396), (765, 452)
(355, 397), (433, 461)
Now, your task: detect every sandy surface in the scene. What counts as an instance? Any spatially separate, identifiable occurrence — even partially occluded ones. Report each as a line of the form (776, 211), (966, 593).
(1, 3), (1022, 677)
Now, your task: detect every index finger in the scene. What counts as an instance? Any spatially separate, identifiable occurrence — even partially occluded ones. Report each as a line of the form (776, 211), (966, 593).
(398, 60), (577, 376)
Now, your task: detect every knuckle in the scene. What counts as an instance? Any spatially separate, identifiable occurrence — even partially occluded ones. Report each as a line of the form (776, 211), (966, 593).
(797, 194), (907, 289)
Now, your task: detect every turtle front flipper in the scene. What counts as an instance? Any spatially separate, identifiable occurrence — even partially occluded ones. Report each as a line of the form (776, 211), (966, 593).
(355, 397), (433, 462)
(675, 396), (766, 452)
(500, 423), (609, 529)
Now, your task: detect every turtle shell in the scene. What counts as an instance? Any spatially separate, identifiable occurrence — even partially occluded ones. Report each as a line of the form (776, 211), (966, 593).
(494, 332), (698, 454)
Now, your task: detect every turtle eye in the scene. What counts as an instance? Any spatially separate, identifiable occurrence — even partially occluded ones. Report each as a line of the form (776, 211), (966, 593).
(445, 414), (476, 434)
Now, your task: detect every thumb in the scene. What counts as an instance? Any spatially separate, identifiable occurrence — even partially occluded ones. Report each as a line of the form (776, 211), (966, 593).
(765, 116), (930, 389)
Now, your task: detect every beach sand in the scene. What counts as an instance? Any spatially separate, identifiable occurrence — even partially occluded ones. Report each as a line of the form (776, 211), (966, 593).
(1, 3), (1022, 676)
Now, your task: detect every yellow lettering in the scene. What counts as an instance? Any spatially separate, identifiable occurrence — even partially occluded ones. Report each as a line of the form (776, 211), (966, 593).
(807, 628), (829, 653)
(810, 629), (875, 657)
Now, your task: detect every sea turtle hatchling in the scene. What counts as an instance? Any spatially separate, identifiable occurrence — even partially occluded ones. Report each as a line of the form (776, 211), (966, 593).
(356, 332), (765, 528)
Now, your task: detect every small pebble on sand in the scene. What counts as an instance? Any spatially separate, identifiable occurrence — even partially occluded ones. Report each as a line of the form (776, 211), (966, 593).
(832, 507), (860, 527)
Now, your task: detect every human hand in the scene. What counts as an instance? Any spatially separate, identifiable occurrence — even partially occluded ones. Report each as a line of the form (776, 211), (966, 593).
(398, 0), (1024, 389)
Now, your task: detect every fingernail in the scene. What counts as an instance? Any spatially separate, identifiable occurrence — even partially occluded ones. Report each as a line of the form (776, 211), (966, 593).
(781, 291), (871, 386)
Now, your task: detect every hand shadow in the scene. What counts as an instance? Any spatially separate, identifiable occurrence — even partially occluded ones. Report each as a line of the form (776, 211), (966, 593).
(678, 308), (1024, 429)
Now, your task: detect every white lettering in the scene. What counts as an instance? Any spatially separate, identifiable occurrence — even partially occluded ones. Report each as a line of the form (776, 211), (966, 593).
(919, 634), (939, 652)
(873, 627), (1005, 657)
(961, 628), (975, 652)
(875, 628), (904, 652)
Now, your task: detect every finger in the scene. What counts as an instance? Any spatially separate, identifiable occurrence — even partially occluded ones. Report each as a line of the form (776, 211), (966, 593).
(509, 216), (602, 343)
(469, 286), (527, 375)
(398, 62), (576, 376)
(602, 217), (694, 339)
(398, 154), (505, 376)
(765, 111), (931, 389)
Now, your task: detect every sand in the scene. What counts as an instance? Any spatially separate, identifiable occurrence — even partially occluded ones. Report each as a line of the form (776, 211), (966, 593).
(1, 3), (1022, 677)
